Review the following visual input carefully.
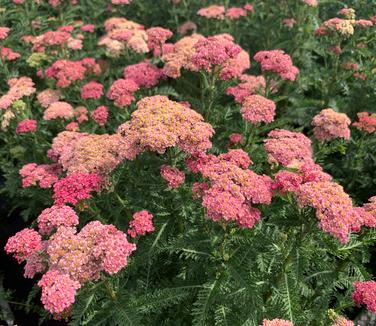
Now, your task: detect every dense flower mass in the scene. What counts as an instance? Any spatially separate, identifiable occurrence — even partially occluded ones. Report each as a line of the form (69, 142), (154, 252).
(117, 95), (214, 158)
(353, 112), (376, 133)
(264, 129), (313, 166)
(38, 270), (81, 315)
(262, 320), (294, 326)
(37, 205), (79, 235)
(91, 105), (108, 126)
(20, 163), (61, 188)
(312, 108), (351, 141)
(0, 77), (36, 110)
(160, 165), (185, 188)
(254, 50), (299, 81)
(297, 181), (364, 243)
(197, 5), (225, 20)
(188, 150), (273, 228)
(123, 61), (163, 88)
(226, 75), (266, 103)
(4, 228), (42, 263)
(16, 119), (37, 134)
(107, 78), (139, 107)
(240, 95), (276, 124)
(352, 281), (376, 313)
(53, 172), (102, 205)
(80, 81), (104, 100)
(128, 210), (154, 238)
(43, 101), (74, 121)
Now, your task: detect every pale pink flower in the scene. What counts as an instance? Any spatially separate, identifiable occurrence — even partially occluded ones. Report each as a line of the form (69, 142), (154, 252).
(128, 210), (154, 238)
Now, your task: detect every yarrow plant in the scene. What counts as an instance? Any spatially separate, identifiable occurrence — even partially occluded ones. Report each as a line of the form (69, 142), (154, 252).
(1, 0), (376, 325)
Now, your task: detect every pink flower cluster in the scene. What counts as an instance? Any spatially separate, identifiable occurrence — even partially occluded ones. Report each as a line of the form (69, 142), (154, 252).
(53, 172), (102, 205)
(0, 77), (36, 110)
(43, 101), (74, 121)
(19, 163), (61, 188)
(0, 27), (10, 40)
(37, 89), (61, 108)
(331, 316), (354, 326)
(146, 27), (173, 56)
(226, 75), (266, 104)
(240, 95), (276, 124)
(128, 210), (154, 238)
(353, 112), (376, 133)
(254, 50), (299, 81)
(5, 228), (42, 263)
(191, 35), (242, 71)
(50, 132), (129, 175)
(296, 181), (366, 243)
(198, 5), (250, 20)
(160, 165), (185, 188)
(37, 205), (79, 235)
(352, 281), (376, 313)
(312, 108), (351, 141)
(45, 58), (101, 88)
(16, 119), (37, 134)
(123, 61), (163, 88)
(38, 269), (81, 315)
(264, 129), (313, 166)
(80, 81), (104, 100)
(262, 319), (294, 326)
(6, 220), (136, 316)
(188, 149), (273, 228)
(107, 78), (139, 107)
(117, 95), (214, 158)
(1, 47), (21, 61)
(91, 105), (108, 126)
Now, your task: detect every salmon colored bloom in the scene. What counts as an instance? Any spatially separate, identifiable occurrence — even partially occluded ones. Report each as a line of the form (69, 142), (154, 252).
(312, 108), (351, 141)
(128, 210), (154, 238)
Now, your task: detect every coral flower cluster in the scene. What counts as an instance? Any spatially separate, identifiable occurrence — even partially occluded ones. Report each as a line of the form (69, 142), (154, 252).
(187, 149), (273, 228)
(5, 220), (136, 316)
(240, 94), (276, 124)
(226, 75), (266, 104)
(160, 165), (185, 188)
(0, 77), (36, 111)
(117, 96), (214, 158)
(128, 210), (154, 238)
(352, 281), (376, 313)
(19, 163), (61, 188)
(262, 319), (294, 326)
(311, 108), (351, 141)
(352, 112), (376, 133)
(254, 50), (299, 81)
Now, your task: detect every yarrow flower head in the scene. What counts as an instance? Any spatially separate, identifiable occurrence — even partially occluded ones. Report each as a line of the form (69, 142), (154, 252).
(0, 27), (10, 40)
(91, 105), (108, 126)
(117, 96), (214, 158)
(316, 18), (354, 37)
(123, 61), (163, 88)
(353, 112), (376, 134)
(80, 81), (104, 100)
(226, 75), (267, 104)
(197, 5), (225, 20)
(53, 172), (102, 206)
(229, 133), (244, 145)
(240, 95), (276, 124)
(254, 50), (299, 81)
(0, 77), (36, 111)
(107, 78), (139, 107)
(302, 0), (318, 7)
(5, 228), (42, 263)
(226, 7), (247, 20)
(146, 27), (173, 56)
(19, 163), (61, 188)
(264, 129), (313, 167)
(128, 210), (154, 238)
(16, 119), (37, 134)
(43, 101), (74, 121)
(37, 205), (79, 235)
(188, 150), (273, 229)
(297, 181), (364, 243)
(273, 170), (303, 194)
(37, 89), (61, 108)
(160, 165), (185, 188)
(312, 108), (351, 141)
(38, 270), (81, 315)
(262, 319), (294, 326)
(352, 281), (376, 313)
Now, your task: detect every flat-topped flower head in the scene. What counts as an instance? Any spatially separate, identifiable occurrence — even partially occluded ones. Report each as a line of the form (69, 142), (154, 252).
(128, 210), (154, 238)
(262, 319), (294, 326)
(91, 106), (108, 126)
(37, 89), (61, 108)
(80, 81), (104, 100)
(53, 172), (102, 206)
(353, 112), (376, 134)
(19, 163), (61, 188)
(241, 95), (276, 124)
(16, 119), (37, 134)
(264, 129), (313, 166)
(226, 75), (266, 104)
(117, 95), (214, 158)
(312, 108), (351, 141)
(254, 50), (299, 81)
(123, 61), (163, 88)
(43, 102), (74, 121)
(160, 165), (185, 188)
(197, 5), (225, 20)
(5, 228), (42, 263)
(107, 78), (139, 107)
(37, 205), (79, 235)
(352, 281), (376, 313)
